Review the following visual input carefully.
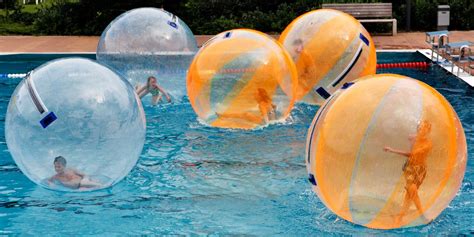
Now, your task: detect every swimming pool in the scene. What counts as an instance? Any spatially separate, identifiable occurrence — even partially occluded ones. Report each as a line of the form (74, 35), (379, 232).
(0, 52), (472, 235)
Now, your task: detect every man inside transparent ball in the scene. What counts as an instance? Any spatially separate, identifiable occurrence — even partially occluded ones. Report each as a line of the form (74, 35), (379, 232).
(47, 156), (104, 190)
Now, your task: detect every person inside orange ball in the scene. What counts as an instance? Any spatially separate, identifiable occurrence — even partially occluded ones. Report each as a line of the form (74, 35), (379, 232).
(292, 39), (317, 100)
(384, 120), (433, 225)
(216, 88), (277, 125)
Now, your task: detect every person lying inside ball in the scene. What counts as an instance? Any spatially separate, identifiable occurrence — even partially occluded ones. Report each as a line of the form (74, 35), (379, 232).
(216, 88), (277, 125)
(135, 76), (171, 105)
(47, 156), (103, 190)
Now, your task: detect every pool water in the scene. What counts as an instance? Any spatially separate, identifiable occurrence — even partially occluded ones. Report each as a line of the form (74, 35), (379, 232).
(0, 52), (472, 235)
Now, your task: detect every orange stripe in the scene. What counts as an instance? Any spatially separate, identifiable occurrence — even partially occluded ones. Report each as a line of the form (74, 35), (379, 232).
(415, 81), (457, 217)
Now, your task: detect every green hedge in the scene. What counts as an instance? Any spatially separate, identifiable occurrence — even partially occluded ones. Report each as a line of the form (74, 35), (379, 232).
(1, 0), (473, 35)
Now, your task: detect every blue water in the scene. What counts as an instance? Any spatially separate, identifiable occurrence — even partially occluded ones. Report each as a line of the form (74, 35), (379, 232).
(0, 52), (472, 235)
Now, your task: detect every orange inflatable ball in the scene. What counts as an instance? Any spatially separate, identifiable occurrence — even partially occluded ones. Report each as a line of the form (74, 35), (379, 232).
(187, 29), (298, 129)
(306, 74), (467, 229)
(279, 9), (377, 105)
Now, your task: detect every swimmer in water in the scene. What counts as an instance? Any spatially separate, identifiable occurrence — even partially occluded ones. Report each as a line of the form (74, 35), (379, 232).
(384, 120), (433, 225)
(47, 156), (103, 190)
(136, 76), (171, 105)
(216, 88), (277, 125)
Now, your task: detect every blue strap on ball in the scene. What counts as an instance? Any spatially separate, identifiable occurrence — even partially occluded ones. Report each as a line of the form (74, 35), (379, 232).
(40, 112), (57, 128)
(359, 33), (370, 46)
(26, 74), (57, 128)
(315, 87), (331, 99)
(308, 174), (317, 186)
(342, 82), (355, 89)
(168, 21), (178, 29)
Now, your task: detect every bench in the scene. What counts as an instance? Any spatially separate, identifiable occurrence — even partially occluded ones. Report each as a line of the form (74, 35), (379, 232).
(322, 3), (397, 35)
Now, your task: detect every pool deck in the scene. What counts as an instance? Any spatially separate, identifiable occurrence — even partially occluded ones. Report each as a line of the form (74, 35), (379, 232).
(0, 31), (473, 53)
(1, 31), (473, 86)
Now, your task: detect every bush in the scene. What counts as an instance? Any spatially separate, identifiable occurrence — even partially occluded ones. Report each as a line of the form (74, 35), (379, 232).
(0, 21), (34, 35)
(9, 2), (36, 25)
(449, 0), (473, 30)
(33, 0), (77, 35)
(392, 0), (473, 31)
(2, 0), (473, 35)
(183, 0), (318, 34)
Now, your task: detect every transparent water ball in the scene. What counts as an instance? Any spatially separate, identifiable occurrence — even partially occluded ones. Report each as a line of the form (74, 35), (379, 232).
(5, 58), (146, 192)
(97, 7), (198, 102)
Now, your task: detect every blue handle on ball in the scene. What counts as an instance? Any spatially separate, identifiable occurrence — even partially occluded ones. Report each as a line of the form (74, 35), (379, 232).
(40, 112), (57, 128)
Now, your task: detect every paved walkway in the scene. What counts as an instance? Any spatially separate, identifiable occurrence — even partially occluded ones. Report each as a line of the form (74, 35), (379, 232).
(0, 31), (473, 53)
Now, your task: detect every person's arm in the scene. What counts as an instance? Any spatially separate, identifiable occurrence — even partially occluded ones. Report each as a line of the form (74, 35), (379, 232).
(298, 52), (317, 91)
(47, 175), (56, 184)
(72, 169), (85, 178)
(298, 66), (317, 92)
(136, 85), (148, 99)
(135, 84), (145, 93)
(155, 84), (171, 102)
(384, 146), (411, 157)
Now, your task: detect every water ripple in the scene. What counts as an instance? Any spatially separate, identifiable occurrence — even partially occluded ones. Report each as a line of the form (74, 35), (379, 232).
(0, 52), (472, 235)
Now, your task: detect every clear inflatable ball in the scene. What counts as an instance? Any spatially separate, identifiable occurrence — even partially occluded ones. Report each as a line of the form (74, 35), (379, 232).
(97, 7), (198, 101)
(5, 58), (146, 192)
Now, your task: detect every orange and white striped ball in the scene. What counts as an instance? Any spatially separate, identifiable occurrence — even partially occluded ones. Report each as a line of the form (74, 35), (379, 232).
(279, 9), (377, 105)
(306, 74), (467, 229)
(187, 29), (297, 130)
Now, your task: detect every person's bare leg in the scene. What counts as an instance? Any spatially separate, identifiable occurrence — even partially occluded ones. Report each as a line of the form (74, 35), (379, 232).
(410, 184), (431, 223)
(409, 184), (424, 216)
(79, 178), (103, 189)
(395, 189), (412, 226)
(396, 182), (426, 226)
(268, 111), (276, 121)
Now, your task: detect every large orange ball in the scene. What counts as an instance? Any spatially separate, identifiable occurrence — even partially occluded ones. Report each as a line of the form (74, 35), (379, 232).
(306, 74), (467, 229)
(187, 29), (298, 129)
(280, 9), (377, 105)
